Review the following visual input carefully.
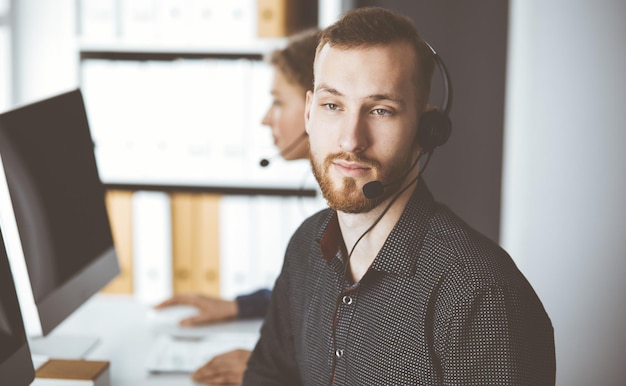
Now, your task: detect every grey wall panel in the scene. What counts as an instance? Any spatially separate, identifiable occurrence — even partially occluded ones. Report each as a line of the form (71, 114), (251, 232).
(355, 0), (509, 243)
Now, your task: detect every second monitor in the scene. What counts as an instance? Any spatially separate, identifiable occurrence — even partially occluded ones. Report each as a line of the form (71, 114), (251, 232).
(0, 226), (35, 386)
(0, 89), (120, 357)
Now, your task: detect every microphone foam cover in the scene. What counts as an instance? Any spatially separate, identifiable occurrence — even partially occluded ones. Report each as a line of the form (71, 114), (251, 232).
(362, 181), (384, 199)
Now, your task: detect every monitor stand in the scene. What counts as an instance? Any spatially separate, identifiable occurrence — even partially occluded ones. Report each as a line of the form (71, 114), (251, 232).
(28, 334), (100, 361)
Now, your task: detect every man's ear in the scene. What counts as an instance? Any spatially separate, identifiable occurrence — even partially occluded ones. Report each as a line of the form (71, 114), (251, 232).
(304, 90), (313, 135)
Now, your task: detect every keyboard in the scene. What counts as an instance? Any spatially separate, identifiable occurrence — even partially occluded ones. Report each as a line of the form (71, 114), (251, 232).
(144, 332), (259, 374)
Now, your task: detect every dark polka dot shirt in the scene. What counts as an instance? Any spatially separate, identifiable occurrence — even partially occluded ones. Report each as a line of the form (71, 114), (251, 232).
(244, 180), (555, 385)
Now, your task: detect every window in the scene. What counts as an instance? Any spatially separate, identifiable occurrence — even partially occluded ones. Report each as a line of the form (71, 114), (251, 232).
(0, 0), (9, 111)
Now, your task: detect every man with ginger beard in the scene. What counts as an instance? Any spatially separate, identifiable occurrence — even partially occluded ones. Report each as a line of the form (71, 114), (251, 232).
(244, 7), (555, 385)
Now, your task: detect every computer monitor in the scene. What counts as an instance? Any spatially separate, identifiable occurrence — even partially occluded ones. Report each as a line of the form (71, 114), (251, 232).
(0, 227), (35, 386)
(0, 89), (120, 357)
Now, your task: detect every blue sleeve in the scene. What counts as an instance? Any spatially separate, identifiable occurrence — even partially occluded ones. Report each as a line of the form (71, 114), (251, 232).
(236, 288), (272, 319)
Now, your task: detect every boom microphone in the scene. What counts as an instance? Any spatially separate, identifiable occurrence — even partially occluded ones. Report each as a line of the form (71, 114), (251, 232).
(259, 132), (308, 167)
(362, 154), (422, 199)
(361, 180), (387, 200)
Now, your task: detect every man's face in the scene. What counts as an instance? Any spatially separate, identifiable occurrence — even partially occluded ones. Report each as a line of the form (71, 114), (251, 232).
(305, 41), (421, 213)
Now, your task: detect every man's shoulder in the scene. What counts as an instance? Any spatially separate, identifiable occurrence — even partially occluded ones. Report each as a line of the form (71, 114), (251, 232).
(428, 202), (499, 252)
(297, 206), (332, 231)
(288, 207), (333, 246)
(426, 203), (524, 288)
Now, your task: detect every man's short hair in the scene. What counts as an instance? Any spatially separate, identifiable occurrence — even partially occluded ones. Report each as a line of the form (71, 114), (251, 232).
(317, 6), (435, 107)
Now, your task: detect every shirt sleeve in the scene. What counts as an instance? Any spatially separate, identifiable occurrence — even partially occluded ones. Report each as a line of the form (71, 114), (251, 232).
(242, 264), (301, 385)
(236, 288), (272, 319)
(438, 284), (556, 385)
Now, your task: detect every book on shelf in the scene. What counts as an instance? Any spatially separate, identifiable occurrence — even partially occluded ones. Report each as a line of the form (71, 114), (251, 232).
(132, 191), (173, 304)
(257, 0), (299, 37)
(80, 0), (258, 44)
(101, 190), (134, 294)
(170, 192), (221, 297)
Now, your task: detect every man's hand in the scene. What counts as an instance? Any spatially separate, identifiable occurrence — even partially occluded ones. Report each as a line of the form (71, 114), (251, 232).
(154, 294), (238, 326)
(192, 349), (252, 385)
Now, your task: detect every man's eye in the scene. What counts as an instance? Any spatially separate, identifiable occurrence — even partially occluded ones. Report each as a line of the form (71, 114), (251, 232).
(323, 103), (340, 111)
(372, 108), (391, 116)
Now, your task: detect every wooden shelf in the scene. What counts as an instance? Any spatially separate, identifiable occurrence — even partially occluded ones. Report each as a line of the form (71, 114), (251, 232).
(103, 182), (317, 197)
(79, 38), (287, 60)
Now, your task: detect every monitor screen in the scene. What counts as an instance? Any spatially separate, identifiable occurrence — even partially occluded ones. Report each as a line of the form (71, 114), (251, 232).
(0, 227), (35, 386)
(0, 89), (120, 338)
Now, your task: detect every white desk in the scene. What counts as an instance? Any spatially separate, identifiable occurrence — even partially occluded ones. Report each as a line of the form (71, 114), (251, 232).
(44, 294), (262, 386)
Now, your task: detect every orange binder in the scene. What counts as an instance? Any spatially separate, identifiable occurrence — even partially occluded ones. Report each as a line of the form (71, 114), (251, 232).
(257, 0), (300, 37)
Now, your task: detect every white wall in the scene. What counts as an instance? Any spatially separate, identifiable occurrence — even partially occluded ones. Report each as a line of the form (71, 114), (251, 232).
(502, 1), (626, 385)
(10, 0), (78, 106)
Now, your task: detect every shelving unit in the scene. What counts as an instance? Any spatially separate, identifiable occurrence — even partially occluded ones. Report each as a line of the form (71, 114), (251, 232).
(77, 0), (321, 195)
(76, 0), (328, 300)
(78, 38), (287, 59)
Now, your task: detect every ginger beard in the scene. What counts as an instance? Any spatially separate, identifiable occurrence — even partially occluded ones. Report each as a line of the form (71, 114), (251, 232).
(310, 150), (414, 214)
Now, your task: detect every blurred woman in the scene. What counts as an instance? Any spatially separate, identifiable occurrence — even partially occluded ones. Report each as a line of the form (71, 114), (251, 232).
(155, 28), (321, 385)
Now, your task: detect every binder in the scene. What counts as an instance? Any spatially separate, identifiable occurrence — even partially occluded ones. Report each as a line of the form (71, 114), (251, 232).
(156, 0), (190, 42)
(78, 0), (118, 41)
(101, 190), (134, 294)
(257, 0), (299, 37)
(171, 193), (221, 296)
(196, 194), (221, 296)
(218, 196), (253, 299)
(119, 0), (158, 42)
(132, 191), (173, 304)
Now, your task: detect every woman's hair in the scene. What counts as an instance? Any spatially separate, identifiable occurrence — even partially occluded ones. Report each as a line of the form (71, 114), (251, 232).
(267, 28), (321, 91)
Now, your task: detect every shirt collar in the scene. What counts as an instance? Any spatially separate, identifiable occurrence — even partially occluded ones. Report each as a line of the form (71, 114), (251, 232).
(317, 179), (435, 277)
(319, 212), (342, 264)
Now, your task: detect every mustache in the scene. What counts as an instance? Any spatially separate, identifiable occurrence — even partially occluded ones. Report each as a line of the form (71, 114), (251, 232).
(324, 152), (381, 169)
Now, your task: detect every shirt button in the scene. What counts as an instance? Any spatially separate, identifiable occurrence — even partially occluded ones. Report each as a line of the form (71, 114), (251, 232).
(342, 295), (353, 305)
(335, 349), (344, 358)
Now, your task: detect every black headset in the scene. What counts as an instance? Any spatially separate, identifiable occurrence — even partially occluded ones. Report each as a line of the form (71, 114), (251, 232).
(416, 43), (453, 153)
(263, 43), (452, 169)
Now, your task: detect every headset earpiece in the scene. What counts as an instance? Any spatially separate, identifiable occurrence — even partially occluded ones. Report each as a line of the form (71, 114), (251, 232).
(417, 43), (453, 153)
(417, 109), (451, 152)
